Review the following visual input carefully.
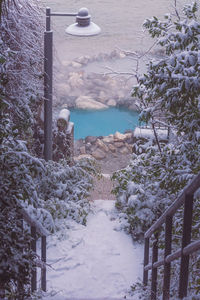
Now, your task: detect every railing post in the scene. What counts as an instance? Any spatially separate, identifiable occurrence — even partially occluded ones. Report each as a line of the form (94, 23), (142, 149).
(44, 7), (53, 161)
(41, 236), (47, 291)
(163, 215), (172, 300)
(31, 226), (37, 292)
(151, 233), (158, 300)
(0, 288), (5, 300)
(143, 237), (149, 285)
(178, 193), (194, 299)
(18, 215), (24, 296)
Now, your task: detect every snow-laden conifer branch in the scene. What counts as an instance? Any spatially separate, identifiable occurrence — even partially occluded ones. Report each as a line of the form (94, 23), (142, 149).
(1, 0), (44, 128)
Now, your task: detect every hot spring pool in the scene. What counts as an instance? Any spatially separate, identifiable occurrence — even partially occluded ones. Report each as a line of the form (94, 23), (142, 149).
(70, 107), (139, 140)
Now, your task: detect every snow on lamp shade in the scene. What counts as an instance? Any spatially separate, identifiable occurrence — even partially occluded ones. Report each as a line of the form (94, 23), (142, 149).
(66, 7), (101, 36)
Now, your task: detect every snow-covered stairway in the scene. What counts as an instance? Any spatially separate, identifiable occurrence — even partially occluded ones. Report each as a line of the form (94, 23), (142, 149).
(45, 200), (143, 300)
(89, 173), (116, 201)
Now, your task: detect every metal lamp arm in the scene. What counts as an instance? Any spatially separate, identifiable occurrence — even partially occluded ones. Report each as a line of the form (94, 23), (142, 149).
(46, 8), (78, 31)
(50, 13), (78, 17)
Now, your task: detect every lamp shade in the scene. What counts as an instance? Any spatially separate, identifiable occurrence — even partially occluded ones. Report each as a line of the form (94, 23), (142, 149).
(66, 7), (101, 36)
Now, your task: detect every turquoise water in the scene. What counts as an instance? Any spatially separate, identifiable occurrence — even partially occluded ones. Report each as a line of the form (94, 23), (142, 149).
(70, 107), (139, 140)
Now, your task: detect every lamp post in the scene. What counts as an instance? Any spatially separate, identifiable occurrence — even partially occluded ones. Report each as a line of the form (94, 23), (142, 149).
(44, 7), (101, 161)
(41, 8), (101, 292)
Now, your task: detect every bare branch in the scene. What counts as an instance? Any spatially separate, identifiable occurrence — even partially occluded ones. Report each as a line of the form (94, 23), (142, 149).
(151, 121), (162, 154)
(103, 66), (136, 77)
(174, 0), (181, 20)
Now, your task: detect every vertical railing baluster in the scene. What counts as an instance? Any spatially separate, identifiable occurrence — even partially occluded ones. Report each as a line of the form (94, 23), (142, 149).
(151, 233), (158, 300)
(0, 287), (5, 300)
(41, 236), (47, 291)
(163, 215), (172, 300)
(18, 215), (24, 297)
(31, 226), (37, 292)
(143, 237), (149, 285)
(178, 193), (194, 299)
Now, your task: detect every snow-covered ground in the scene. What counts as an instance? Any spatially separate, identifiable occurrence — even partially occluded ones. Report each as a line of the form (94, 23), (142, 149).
(43, 200), (143, 299)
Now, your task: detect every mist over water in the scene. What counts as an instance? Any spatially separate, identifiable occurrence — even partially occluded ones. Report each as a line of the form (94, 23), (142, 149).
(42, 0), (189, 138)
(42, 0), (188, 62)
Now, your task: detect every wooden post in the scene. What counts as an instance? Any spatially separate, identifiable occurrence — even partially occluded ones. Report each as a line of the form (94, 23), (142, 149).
(163, 215), (172, 300)
(31, 226), (37, 292)
(151, 234), (158, 300)
(41, 236), (47, 291)
(143, 237), (149, 285)
(178, 194), (194, 299)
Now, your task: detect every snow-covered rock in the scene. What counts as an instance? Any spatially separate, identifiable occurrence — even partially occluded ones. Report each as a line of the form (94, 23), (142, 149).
(75, 96), (108, 110)
(96, 139), (109, 152)
(114, 131), (127, 141)
(102, 134), (114, 143)
(91, 149), (106, 160)
(107, 99), (117, 107)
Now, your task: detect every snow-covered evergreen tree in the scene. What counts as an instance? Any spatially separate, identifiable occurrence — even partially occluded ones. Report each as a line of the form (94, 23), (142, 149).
(113, 1), (200, 297)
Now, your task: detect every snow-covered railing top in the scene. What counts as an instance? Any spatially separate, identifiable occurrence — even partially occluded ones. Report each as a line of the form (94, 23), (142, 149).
(18, 203), (47, 293)
(145, 172), (200, 238)
(54, 108), (74, 164)
(57, 108), (70, 129)
(19, 205), (49, 236)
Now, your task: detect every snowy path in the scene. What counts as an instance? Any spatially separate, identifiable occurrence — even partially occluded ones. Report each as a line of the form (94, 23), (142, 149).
(45, 200), (143, 299)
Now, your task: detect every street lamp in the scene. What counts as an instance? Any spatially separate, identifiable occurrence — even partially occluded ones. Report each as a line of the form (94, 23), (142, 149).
(41, 8), (101, 292)
(44, 7), (101, 161)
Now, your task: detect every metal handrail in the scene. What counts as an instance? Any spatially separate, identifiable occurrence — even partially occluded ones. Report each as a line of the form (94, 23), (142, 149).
(0, 204), (48, 298)
(143, 171), (200, 300)
(145, 172), (200, 238)
(20, 206), (48, 236)
(20, 205), (48, 293)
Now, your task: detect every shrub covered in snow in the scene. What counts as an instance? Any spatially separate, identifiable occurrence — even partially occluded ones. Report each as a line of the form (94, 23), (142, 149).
(113, 1), (200, 297)
(0, 205), (36, 298)
(0, 1), (44, 295)
(31, 158), (98, 231)
(113, 141), (174, 239)
(0, 0), (97, 297)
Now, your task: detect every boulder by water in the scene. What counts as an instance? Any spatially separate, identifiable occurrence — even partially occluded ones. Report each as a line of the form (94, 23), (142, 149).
(75, 95), (108, 110)
(74, 131), (134, 161)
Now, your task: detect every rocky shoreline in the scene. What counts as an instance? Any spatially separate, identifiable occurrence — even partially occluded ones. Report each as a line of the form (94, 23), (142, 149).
(73, 126), (169, 173)
(74, 131), (134, 173)
(53, 50), (140, 173)
(54, 49), (139, 112)
(74, 131), (133, 159)
(54, 50), (168, 172)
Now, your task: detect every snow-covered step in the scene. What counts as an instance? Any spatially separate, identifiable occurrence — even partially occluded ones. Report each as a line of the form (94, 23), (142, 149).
(89, 174), (116, 201)
(45, 200), (143, 300)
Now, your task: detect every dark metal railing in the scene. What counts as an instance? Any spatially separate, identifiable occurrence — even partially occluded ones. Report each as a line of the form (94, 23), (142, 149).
(143, 172), (200, 300)
(20, 206), (48, 293)
(0, 206), (48, 298)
